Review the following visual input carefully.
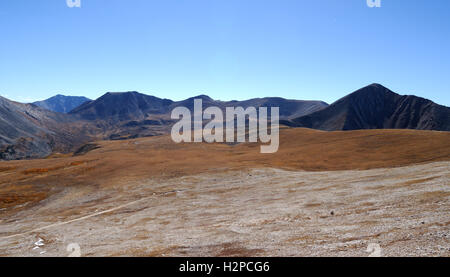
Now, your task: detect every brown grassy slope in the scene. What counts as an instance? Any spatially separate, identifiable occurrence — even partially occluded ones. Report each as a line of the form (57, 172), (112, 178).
(0, 128), (449, 210)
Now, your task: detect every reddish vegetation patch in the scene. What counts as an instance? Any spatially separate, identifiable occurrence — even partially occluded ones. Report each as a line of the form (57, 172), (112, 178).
(0, 191), (48, 209)
(69, 161), (87, 166)
(21, 160), (88, 175)
(22, 168), (51, 175)
(215, 243), (264, 257)
(0, 166), (17, 173)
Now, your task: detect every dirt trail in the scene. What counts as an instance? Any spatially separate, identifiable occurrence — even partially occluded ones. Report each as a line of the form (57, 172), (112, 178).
(0, 189), (186, 240)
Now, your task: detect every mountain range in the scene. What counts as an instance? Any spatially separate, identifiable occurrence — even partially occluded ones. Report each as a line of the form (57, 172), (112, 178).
(69, 92), (328, 121)
(0, 84), (449, 160)
(67, 92), (328, 141)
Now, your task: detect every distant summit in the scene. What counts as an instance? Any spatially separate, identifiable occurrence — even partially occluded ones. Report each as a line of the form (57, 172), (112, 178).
(287, 84), (450, 131)
(69, 91), (174, 121)
(33, 94), (91, 113)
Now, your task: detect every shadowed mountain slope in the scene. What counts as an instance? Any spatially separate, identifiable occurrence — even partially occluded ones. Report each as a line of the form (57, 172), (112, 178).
(223, 97), (328, 119)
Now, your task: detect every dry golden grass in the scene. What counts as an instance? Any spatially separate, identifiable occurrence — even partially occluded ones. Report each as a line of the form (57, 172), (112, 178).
(0, 128), (449, 210)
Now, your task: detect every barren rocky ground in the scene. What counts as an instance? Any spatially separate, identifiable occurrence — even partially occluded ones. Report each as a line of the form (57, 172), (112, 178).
(0, 162), (448, 257)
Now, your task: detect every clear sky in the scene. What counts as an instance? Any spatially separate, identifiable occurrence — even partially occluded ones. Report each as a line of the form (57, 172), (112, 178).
(0, 0), (449, 106)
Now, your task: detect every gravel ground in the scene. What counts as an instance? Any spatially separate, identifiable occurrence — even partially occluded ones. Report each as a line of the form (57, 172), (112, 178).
(0, 161), (449, 257)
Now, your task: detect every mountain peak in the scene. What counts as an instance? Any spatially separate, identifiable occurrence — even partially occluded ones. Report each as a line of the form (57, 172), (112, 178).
(191, 94), (213, 101)
(70, 91), (173, 121)
(368, 83), (386, 89)
(290, 84), (450, 131)
(106, 91), (140, 95)
(343, 83), (399, 102)
(102, 91), (141, 98)
(33, 95), (91, 113)
(357, 83), (392, 92)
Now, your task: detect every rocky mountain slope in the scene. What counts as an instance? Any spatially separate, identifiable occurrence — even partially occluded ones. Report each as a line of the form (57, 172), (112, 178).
(0, 97), (91, 160)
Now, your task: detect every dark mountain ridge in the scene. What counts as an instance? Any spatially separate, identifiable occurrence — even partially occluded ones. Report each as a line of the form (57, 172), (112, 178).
(70, 91), (328, 122)
(288, 84), (450, 131)
(67, 91), (328, 142)
(70, 91), (174, 121)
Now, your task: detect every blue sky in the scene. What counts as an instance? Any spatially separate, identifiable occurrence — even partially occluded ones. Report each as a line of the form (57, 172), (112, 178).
(0, 0), (449, 106)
